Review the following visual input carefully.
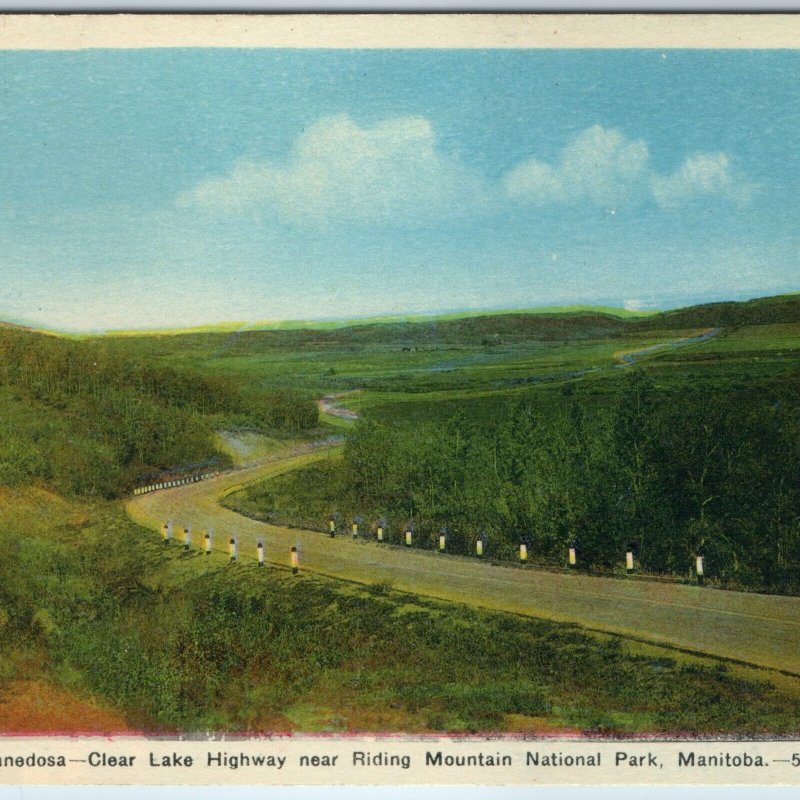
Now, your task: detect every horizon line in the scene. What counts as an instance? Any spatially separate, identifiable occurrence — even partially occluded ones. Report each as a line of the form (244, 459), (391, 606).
(3, 289), (798, 338)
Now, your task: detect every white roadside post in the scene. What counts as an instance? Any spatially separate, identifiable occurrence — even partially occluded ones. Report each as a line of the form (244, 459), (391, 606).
(476, 537), (484, 557)
(204, 530), (212, 556)
(352, 521), (358, 540)
(376, 524), (384, 543)
(405, 529), (412, 547)
(519, 541), (528, 564)
(329, 516), (336, 538)
(696, 553), (705, 586)
(569, 542), (577, 568)
(183, 526), (191, 551)
(229, 537), (237, 563)
(291, 546), (299, 575)
(439, 531), (446, 552)
(626, 546), (635, 574)
(257, 539), (265, 567)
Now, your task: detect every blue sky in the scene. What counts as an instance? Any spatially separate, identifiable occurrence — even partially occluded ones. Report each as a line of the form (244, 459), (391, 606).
(0, 48), (798, 331)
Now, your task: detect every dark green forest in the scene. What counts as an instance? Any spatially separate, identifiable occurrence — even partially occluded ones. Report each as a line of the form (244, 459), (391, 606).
(0, 328), (318, 497)
(243, 371), (800, 594)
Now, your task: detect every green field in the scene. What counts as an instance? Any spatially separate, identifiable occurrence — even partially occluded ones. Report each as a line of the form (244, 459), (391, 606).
(89, 302), (799, 432)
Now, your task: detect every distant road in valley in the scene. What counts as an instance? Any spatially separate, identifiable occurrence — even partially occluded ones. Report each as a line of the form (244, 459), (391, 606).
(615, 327), (721, 366)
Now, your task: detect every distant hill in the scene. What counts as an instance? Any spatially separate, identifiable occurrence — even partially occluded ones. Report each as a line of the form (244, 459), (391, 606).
(176, 293), (800, 351)
(103, 304), (653, 337)
(4, 293), (799, 349)
(212, 312), (630, 352)
(0, 320), (33, 332)
(629, 293), (800, 331)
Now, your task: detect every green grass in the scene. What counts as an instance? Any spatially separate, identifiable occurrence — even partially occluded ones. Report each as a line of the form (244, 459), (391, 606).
(223, 459), (346, 532)
(3, 485), (800, 735)
(670, 322), (800, 355)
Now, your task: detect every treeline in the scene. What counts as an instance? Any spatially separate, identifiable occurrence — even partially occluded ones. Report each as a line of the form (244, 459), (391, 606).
(338, 371), (800, 593)
(0, 329), (318, 496)
(629, 293), (800, 331)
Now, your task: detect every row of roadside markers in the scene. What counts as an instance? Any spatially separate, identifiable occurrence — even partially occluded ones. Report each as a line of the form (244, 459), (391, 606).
(133, 472), (220, 496)
(334, 519), (706, 584)
(159, 518), (707, 585)
(161, 522), (299, 574)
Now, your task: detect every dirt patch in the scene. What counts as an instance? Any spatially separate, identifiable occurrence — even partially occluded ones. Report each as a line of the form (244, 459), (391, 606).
(0, 679), (137, 736)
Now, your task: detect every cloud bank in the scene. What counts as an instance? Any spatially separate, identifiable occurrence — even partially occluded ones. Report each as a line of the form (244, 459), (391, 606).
(178, 114), (493, 225)
(503, 126), (651, 208)
(179, 116), (754, 224)
(651, 152), (754, 209)
(505, 124), (754, 211)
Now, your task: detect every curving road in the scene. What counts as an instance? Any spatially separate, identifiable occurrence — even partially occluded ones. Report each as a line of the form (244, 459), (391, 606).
(615, 327), (721, 366)
(126, 445), (800, 676)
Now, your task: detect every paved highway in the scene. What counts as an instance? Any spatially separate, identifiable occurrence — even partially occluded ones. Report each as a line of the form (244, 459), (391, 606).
(126, 446), (800, 675)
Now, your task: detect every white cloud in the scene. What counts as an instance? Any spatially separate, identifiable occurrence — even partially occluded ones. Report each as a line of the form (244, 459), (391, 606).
(179, 117), (754, 225)
(503, 125), (753, 212)
(623, 298), (647, 311)
(503, 125), (650, 207)
(178, 114), (493, 225)
(651, 152), (755, 210)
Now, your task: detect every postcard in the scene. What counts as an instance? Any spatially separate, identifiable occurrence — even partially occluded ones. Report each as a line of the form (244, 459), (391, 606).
(0, 13), (798, 788)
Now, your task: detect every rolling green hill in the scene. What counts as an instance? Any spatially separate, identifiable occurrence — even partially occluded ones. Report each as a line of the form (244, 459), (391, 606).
(630, 293), (800, 331)
(85, 293), (800, 356)
(0, 326), (318, 497)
